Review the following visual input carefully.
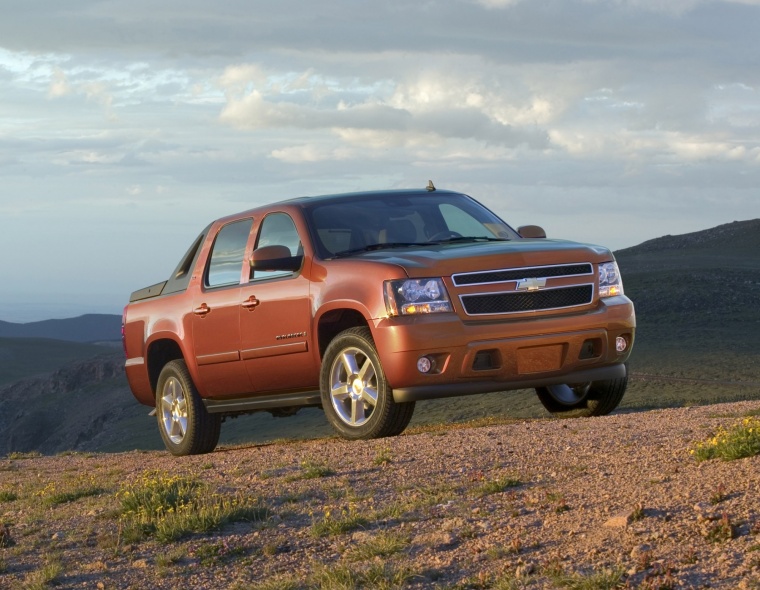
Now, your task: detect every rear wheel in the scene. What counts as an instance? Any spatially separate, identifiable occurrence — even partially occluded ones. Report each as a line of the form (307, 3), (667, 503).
(320, 327), (415, 440)
(536, 367), (628, 418)
(156, 359), (221, 456)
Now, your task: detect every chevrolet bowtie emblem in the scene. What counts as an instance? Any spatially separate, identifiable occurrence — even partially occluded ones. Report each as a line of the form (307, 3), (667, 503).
(515, 277), (547, 292)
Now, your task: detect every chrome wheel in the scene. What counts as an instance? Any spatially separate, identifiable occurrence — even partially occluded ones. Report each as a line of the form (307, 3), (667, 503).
(544, 382), (591, 406)
(328, 346), (378, 427)
(160, 376), (188, 444)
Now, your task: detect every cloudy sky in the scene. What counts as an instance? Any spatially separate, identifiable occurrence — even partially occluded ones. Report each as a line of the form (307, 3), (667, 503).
(1, 0), (759, 322)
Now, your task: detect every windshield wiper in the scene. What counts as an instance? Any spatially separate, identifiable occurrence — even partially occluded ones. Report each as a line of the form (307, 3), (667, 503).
(331, 242), (432, 258)
(431, 236), (510, 244)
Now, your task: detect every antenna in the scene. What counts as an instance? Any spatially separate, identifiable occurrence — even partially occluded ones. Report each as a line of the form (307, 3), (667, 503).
(426, 180), (436, 192)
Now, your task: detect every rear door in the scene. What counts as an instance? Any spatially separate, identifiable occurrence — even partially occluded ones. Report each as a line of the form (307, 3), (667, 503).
(240, 212), (316, 393)
(191, 218), (254, 397)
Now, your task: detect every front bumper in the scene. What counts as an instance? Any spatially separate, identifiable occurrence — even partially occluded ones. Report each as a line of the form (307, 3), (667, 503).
(370, 296), (635, 403)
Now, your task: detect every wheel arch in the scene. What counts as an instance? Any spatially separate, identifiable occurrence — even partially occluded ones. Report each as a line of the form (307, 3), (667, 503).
(316, 306), (371, 359)
(146, 337), (186, 395)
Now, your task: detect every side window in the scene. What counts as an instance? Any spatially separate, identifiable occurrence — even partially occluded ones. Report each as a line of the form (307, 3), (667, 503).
(251, 213), (302, 281)
(206, 219), (253, 288)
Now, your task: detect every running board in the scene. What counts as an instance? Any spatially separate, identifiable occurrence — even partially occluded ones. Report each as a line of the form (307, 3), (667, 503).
(203, 391), (322, 414)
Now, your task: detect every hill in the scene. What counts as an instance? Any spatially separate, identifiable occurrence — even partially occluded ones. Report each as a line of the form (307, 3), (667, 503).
(616, 218), (760, 266)
(615, 218), (760, 386)
(0, 338), (115, 386)
(0, 313), (121, 343)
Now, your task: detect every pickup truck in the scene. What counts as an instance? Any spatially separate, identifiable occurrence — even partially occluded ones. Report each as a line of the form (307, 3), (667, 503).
(123, 186), (635, 456)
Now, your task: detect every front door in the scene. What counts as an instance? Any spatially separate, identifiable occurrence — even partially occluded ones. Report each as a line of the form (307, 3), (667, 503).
(240, 212), (316, 393)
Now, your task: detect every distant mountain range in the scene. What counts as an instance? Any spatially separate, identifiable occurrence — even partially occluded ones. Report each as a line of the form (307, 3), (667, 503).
(0, 313), (121, 342)
(1, 218), (759, 455)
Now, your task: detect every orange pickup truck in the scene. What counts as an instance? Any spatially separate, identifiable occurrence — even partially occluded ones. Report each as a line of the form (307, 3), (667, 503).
(123, 186), (635, 456)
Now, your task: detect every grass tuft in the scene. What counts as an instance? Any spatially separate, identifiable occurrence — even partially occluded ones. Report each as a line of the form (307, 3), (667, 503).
(690, 416), (760, 461)
(0, 490), (18, 503)
(5, 451), (41, 460)
(704, 513), (736, 543)
(20, 554), (64, 590)
(117, 471), (269, 543)
(548, 565), (626, 589)
(373, 446), (393, 467)
(346, 530), (410, 561)
(297, 459), (336, 480)
(474, 475), (521, 497)
(311, 505), (369, 538)
(311, 561), (415, 590)
(44, 486), (105, 507)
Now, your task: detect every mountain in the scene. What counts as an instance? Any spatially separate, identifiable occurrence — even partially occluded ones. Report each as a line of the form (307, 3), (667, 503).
(0, 313), (122, 342)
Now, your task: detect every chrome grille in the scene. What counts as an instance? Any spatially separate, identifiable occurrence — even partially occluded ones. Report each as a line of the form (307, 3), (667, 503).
(453, 263), (593, 286)
(461, 285), (594, 315)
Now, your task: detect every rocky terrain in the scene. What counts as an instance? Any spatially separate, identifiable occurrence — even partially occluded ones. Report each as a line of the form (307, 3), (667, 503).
(1, 400), (759, 589)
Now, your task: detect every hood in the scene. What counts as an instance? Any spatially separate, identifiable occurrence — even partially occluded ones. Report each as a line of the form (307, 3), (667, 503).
(351, 239), (613, 278)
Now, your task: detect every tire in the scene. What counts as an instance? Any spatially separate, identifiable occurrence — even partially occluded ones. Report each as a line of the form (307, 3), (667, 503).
(156, 359), (221, 456)
(320, 327), (415, 440)
(535, 366), (628, 419)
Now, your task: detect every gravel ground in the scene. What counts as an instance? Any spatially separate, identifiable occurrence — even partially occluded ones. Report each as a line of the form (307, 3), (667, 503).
(1, 400), (759, 589)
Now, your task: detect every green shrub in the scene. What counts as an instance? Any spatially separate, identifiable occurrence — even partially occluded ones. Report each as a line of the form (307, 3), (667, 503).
(118, 471), (268, 543)
(691, 417), (760, 461)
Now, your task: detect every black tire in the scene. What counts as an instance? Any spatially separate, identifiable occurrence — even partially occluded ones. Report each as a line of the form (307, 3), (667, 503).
(320, 327), (415, 440)
(156, 359), (221, 456)
(536, 366), (628, 419)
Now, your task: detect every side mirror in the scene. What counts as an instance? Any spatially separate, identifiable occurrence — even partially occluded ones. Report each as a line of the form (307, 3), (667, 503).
(517, 225), (546, 239)
(250, 245), (303, 272)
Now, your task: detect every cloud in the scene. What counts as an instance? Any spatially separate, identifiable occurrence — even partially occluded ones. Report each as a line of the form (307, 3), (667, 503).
(48, 67), (71, 98)
(1, 0), (760, 321)
(218, 66), (551, 150)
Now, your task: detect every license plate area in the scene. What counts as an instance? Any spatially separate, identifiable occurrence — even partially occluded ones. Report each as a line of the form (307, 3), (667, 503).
(516, 344), (566, 374)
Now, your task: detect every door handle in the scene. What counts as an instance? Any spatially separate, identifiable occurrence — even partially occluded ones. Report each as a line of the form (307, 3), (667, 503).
(193, 303), (211, 317)
(241, 295), (260, 311)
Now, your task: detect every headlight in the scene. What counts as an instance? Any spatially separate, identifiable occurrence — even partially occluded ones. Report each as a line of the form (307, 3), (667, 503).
(384, 278), (453, 316)
(599, 261), (624, 297)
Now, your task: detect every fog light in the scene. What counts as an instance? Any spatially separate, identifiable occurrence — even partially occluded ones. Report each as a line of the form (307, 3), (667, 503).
(417, 356), (433, 373)
(615, 336), (627, 353)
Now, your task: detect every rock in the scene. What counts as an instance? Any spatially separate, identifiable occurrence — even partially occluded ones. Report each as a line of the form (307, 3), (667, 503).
(132, 559), (149, 569)
(515, 563), (535, 577)
(604, 512), (633, 528)
(351, 531), (373, 543)
(412, 531), (458, 550)
(630, 544), (652, 559)
(0, 523), (12, 547)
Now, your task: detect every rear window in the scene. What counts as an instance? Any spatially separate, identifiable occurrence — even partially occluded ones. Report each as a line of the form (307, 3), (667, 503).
(206, 219), (253, 287)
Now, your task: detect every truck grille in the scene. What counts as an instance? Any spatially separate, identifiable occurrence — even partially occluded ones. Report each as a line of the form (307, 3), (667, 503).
(453, 263), (592, 286)
(461, 285), (594, 315)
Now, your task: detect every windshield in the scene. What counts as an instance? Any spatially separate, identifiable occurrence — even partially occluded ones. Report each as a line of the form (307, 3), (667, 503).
(303, 193), (519, 259)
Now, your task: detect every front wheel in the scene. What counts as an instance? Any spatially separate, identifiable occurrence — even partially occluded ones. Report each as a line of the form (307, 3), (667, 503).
(156, 359), (221, 456)
(320, 327), (415, 440)
(535, 367), (628, 418)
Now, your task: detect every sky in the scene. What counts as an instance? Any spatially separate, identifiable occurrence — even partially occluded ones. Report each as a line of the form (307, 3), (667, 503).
(1, 0), (759, 322)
